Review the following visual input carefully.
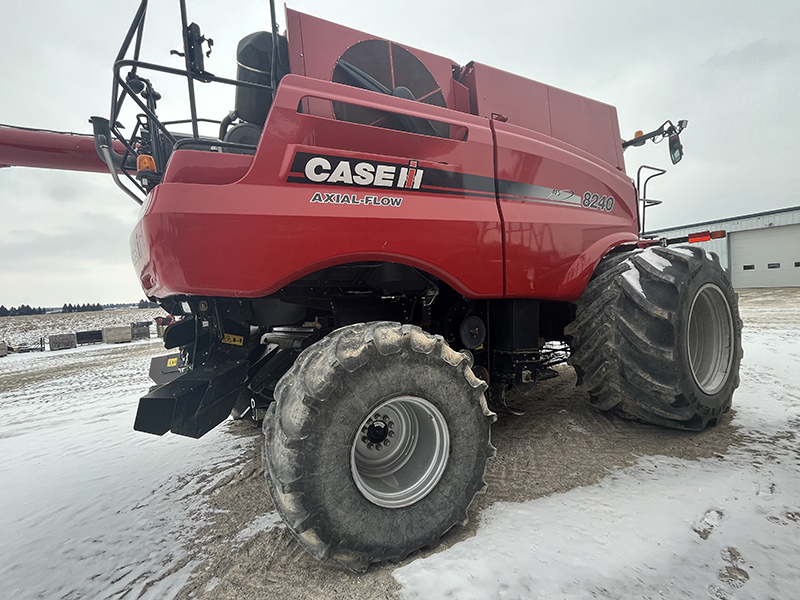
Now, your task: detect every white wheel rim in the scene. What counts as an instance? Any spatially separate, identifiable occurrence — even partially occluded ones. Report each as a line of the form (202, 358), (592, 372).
(350, 396), (450, 508)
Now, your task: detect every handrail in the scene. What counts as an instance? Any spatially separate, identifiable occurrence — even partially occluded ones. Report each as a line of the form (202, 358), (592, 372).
(636, 165), (666, 236)
(105, 0), (276, 178)
(274, 75), (476, 130)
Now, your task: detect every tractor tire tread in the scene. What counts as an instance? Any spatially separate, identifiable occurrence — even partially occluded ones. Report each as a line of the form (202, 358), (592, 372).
(567, 246), (743, 431)
(263, 321), (495, 572)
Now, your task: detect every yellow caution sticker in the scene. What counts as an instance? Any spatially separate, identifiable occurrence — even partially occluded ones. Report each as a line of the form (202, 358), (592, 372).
(222, 333), (244, 346)
(166, 357), (178, 367)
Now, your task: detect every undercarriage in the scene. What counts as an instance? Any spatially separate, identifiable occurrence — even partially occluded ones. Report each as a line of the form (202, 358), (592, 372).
(137, 262), (574, 438)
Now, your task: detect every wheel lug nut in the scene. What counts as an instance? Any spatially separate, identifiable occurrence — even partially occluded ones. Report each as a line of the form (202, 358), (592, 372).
(388, 431), (395, 437)
(367, 443), (374, 449)
(373, 414), (380, 420)
(388, 422), (394, 429)
(362, 436), (368, 443)
(376, 444), (382, 451)
(384, 439), (390, 446)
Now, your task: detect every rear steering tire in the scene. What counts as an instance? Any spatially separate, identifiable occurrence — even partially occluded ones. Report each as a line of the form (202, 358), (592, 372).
(263, 321), (496, 571)
(566, 246), (743, 430)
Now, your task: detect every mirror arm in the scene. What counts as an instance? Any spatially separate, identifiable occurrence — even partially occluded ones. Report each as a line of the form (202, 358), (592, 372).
(622, 119), (688, 149)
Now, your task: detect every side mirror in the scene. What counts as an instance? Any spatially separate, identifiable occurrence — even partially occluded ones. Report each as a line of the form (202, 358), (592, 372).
(669, 133), (684, 164)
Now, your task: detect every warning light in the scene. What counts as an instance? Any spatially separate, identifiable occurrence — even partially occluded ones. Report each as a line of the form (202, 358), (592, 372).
(710, 230), (726, 239)
(137, 154), (156, 172)
(634, 130), (644, 138)
(688, 232), (712, 243)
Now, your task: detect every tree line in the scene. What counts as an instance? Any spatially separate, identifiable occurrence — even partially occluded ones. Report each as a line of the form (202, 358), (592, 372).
(0, 305), (47, 317)
(0, 301), (158, 317)
(61, 303), (104, 313)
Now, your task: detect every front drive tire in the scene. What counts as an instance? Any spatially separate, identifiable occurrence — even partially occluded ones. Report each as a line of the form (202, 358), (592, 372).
(263, 322), (496, 572)
(566, 246), (743, 430)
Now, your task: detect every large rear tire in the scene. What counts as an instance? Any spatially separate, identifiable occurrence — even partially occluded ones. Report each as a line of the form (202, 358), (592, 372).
(566, 246), (743, 430)
(263, 322), (495, 571)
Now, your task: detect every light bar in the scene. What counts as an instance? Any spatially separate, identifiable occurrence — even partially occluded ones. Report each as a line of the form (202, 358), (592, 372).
(662, 229), (727, 246)
(688, 232), (712, 243)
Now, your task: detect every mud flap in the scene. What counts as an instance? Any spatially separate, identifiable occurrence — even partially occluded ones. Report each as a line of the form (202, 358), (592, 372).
(134, 360), (249, 438)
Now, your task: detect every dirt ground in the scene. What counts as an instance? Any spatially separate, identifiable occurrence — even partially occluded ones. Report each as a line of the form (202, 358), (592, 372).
(172, 289), (800, 600)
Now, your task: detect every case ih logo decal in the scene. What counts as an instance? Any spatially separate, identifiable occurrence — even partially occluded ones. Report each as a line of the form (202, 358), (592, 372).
(310, 191), (403, 207)
(289, 152), (423, 190)
(288, 151), (616, 213)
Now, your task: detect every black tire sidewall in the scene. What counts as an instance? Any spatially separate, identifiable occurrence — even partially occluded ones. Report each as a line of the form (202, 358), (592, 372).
(294, 348), (488, 555)
(673, 252), (741, 420)
(265, 324), (494, 566)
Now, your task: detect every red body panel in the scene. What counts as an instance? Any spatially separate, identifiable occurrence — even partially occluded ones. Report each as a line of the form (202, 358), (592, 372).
(123, 10), (640, 304)
(493, 121), (637, 301)
(134, 71), (638, 303)
(135, 76), (504, 299)
(162, 151), (252, 185)
(462, 63), (626, 171)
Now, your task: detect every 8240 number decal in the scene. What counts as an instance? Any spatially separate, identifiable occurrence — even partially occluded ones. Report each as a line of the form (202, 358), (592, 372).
(582, 192), (615, 212)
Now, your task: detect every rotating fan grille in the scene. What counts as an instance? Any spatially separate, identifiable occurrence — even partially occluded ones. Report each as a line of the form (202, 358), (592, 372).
(332, 40), (448, 137)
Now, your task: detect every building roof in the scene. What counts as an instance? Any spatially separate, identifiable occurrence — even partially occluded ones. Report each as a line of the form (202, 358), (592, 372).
(647, 204), (800, 235)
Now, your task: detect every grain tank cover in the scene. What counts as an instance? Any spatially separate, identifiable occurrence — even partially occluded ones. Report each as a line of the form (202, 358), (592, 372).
(460, 62), (626, 171)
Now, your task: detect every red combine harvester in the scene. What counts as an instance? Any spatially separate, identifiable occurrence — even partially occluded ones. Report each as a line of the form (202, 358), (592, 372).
(0, 0), (742, 571)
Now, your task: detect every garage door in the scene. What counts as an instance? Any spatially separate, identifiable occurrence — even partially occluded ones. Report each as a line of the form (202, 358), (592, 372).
(730, 224), (800, 288)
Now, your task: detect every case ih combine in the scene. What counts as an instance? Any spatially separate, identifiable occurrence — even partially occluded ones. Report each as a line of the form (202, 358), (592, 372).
(0, 0), (742, 571)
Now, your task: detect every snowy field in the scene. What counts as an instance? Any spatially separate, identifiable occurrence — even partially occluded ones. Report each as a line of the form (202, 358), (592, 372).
(394, 325), (800, 599)
(0, 307), (166, 347)
(0, 339), (247, 599)
(0, 291), (798, 600)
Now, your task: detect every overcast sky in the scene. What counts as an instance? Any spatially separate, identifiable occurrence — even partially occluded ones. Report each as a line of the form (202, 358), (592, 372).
(1, 0), (798, 307)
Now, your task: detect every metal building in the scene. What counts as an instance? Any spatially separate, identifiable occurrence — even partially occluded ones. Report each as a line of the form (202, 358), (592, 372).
(647, 205), (800, 288)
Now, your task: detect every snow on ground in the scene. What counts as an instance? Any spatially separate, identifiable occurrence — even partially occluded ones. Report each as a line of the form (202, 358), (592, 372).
(0, 307), (166, 347)
(0, 338), (253, 600)
(2, 296), (799, 600)
(233, 511), (285, 544)
(394, 327), (800, 600)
